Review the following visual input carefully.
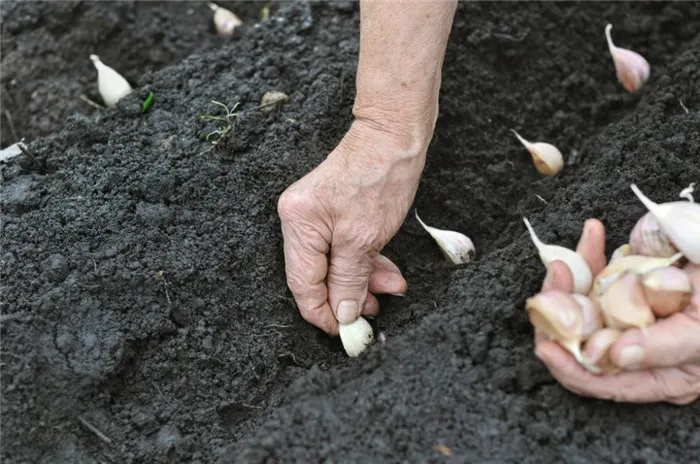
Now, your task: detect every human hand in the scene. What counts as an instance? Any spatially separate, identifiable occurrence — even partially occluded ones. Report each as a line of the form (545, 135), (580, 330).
(277, 120), (429, 335)
(534, 219), (700, 404)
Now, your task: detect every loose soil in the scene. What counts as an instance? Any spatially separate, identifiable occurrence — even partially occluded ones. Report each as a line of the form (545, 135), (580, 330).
(2, 1), (699, 463)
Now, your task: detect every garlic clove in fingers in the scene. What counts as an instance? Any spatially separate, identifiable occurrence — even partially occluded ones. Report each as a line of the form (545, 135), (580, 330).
(209, 2), (243, 36)
(572, 294), (604, 340)
(610, 243), (633, 263)
(415, 211), (475, 264)
(523, 217), (593, 294)
(338, 316), (374, 358)
(641, 266), (693, 317)
(526, 290), (598, 373)
(511, 130), (564, 176)
(631, 184), (700, 264)
(582, 328), (623, 375)
(600, 272), (655, 330)
(605, 24), (650, 92)
(629, 212), (679, 258)
(89, 54), (132, 108)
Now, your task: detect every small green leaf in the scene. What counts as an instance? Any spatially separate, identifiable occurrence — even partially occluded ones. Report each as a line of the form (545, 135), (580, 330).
(141, 91), (155, 113)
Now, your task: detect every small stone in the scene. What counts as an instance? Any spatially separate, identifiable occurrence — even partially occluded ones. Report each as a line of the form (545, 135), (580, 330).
(260, 91), (288, 113)
(156, 424), (182, 451)
(43, 253), (69, 282)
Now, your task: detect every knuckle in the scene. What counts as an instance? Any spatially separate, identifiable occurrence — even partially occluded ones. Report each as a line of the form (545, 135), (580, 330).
(277, 188), (308, 220)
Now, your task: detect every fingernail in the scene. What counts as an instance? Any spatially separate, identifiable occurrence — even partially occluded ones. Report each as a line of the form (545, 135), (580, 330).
(618, 345), (645, 368)
(389, 293), (405, 297)
(337, 300), (359, 324)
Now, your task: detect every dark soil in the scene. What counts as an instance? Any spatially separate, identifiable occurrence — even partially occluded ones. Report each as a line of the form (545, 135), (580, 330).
(2, 1), (699, 463)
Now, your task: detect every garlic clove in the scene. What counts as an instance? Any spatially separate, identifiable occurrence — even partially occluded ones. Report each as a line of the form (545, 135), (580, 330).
(600, 272), (655, 330)
(679, 182), (695, 203)
(338, 316), (374, 358)
(572, 294), (604, 340)
(523, 217), (593, 294)
(89, 54), (132, 108)
(641, 266), (692, 317)
(629, 212), (679, 258)
(511, 130), (564, 176)
(415, 211), (475, 264)
(582, 328), (623, 375)
(589, 252), (684, 303)
(209, 2), (243, 36)
(610, 243), (633, 263)
(631, 183), (700, 264)
(605, 24), (650, 93)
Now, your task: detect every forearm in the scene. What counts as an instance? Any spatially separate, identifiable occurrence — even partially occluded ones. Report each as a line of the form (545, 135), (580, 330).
(352, 0), (457, 154)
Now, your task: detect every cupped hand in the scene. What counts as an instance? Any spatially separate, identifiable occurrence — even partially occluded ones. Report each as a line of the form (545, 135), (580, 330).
(534, 219), (700, 404)
(277, 120), (428, 335)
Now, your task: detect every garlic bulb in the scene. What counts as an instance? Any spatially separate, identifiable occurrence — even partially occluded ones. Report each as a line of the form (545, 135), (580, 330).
(415, 211), (475, 264)
(610, 243), (633, 263)
(511, 130), (564, 176)
(526, 290), (599, 373)
(631, 183), (700, 264)
(582, 328), (622, 375)
(641, 266), (692, 317)
(571, 294), (604, 340)
(338, 316), (374, 358)
(89, 54), (132, 108)
(209, 2), (243, 36)
(629, 212), (678, 258)
(600, 272), (655, 330)
(605, 24), (650, 92)
(523, 217), (593, 294)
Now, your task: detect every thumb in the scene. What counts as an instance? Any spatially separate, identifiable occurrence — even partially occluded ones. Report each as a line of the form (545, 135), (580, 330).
(610, 312), (700, 370)
(327, 244), (374, 324)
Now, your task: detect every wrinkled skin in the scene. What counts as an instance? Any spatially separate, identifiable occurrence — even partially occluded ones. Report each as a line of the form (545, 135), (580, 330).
(535, 219), (700, 404)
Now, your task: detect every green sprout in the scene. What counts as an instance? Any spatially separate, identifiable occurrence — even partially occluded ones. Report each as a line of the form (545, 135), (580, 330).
(141, 91), (155, 113)
(197, 100), (240, 146)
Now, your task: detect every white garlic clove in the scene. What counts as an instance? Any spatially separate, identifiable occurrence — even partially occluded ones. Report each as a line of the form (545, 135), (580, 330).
(631, 183), (700, 264)
(582, 328), (623, 375)
(209, 2), (243, 36)
(641, 266), (692, 318)
(600, 272), (655, 330)
(338, 316), (374, 358)
(415, 211), (475, 264)
(571, 294), (604, 340)
(511, 130), (564, 176)
(605, 24), (650, 93)
(89, 54), (132, 108)
(523, 217), (593, 294)
(629, 212), (679, 258)
(610, 243), (633, 263)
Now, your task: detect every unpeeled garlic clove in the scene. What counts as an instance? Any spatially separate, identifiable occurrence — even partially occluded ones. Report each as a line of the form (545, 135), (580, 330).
(523, 217), (593, 294)
(605, 24), (650, 93)
(631, 183), (700, 264)
(338, 316), (374, 358)
(572, 294), (604, 340)
(582, 328), (623, 375)
(89, 54), (132, 108)
(610, 243), (633, 263)
(511, 130), (564, 176)
(641, 266), (692, 317)
(415, 211), (475, 264)
(600, 272), (655, 330)
(209, 2), (243, 36)
(526, 290), (598, 373)
(629, 212), (679, 258)
(588, 252), (684, 303)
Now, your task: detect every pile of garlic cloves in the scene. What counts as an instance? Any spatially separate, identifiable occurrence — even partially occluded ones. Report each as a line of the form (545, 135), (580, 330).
(525, 183), (700, 375)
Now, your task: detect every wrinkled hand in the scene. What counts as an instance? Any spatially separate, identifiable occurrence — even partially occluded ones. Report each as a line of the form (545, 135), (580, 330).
(277, 120), (428, 335)
(534, 219), (700, 404)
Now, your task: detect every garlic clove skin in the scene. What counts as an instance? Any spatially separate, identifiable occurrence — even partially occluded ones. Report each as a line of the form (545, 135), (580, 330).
(582, 328), (623, 375)
(523, 217), (593, 294)
(338, 317), (374, 358)
(631, 183), (700, 264)
(610, 243), (633, 263)
(209, 2), (243, 36)
(605, 24), (650, 93)
(572, 294), (604, 340)
(629, 212), (679, 258)
(600, 272), (655, 330)
(679, 182), (695, 203)
(89, 54), (132, 108)
(415, 211), (475, 264)
(641, 266), (692, 318)
(511, 130), (564, 176)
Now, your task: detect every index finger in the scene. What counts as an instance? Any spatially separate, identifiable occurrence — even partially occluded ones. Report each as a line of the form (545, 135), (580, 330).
(575, 218), (607, 277)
